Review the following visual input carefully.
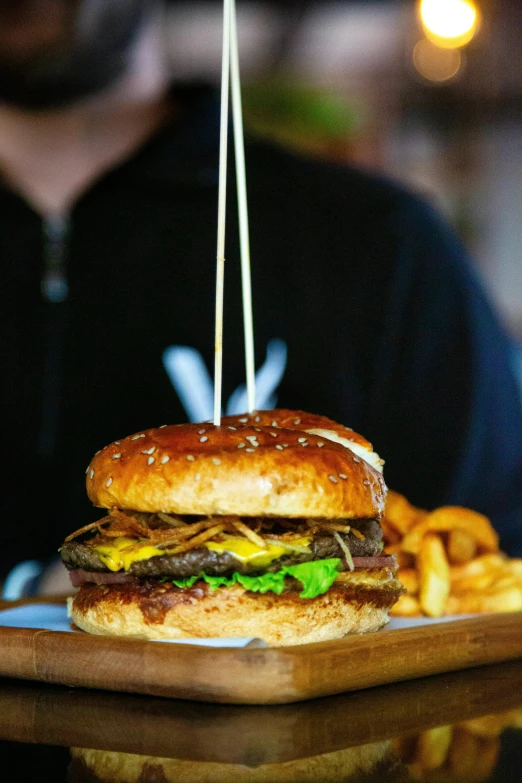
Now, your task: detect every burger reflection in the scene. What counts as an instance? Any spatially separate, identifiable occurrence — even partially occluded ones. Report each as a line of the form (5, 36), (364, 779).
(66, 707), (522, 783)
(67, 741), (405, 783)
(0, 662), (521, 783)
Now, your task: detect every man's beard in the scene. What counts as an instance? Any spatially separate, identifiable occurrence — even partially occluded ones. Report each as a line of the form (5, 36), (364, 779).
(0, 0), (150, 110)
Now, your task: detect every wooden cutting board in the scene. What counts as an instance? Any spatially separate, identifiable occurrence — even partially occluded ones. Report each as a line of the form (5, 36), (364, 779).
(0, 603), (521, 704)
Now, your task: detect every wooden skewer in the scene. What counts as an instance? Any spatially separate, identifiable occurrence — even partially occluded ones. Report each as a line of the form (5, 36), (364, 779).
(213, 0), (232, 426)
(230, 0), (256, 414)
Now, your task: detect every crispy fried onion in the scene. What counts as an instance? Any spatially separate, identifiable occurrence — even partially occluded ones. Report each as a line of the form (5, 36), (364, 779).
(64, 509), (366, 554)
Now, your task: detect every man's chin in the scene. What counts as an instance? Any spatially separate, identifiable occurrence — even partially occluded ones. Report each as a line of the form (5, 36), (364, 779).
(0, 0), (148, 110)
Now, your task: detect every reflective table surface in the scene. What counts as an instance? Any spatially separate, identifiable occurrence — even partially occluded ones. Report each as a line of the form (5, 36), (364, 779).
(1, 657), (521, 782)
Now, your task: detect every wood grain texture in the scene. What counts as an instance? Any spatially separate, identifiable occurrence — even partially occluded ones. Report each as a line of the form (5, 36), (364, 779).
(0, 611), (521, 703)
(0, 660), (521, 764)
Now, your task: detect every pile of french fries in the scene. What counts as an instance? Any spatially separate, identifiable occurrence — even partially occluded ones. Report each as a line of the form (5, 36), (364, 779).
(392, 708), (522, 781)
(382, 490), (522, 617)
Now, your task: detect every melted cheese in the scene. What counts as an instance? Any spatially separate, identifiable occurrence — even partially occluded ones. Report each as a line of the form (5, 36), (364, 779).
(205, 536), (312, 567)
(93, 535), (312, 572)
(94, 537), (165, 572)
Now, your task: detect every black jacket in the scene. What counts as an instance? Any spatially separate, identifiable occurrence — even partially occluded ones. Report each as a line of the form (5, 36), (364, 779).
(2, 86), (522, 575)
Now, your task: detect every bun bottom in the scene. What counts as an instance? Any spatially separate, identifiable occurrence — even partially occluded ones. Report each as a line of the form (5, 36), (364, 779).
(69, 568), (404, 646)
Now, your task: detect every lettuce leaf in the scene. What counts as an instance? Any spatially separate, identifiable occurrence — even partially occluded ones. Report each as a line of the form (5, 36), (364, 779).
(170, 558), (342, 599)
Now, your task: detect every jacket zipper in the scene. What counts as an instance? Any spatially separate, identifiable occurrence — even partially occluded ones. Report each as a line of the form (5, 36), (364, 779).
(38, 213), (70, 459)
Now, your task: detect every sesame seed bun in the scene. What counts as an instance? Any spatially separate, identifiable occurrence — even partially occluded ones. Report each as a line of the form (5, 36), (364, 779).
(69, 567), (403, 646)
(86, 410), (386, 519)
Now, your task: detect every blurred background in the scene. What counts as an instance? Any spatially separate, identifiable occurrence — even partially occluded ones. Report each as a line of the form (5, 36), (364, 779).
(163, 0), (522, 358)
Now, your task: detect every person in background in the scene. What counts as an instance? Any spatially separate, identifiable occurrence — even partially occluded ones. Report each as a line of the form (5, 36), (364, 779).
(1, 0), (521, 599)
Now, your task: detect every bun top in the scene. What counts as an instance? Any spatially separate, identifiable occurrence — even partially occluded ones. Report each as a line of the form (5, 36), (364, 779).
(86, 409), (386, 519)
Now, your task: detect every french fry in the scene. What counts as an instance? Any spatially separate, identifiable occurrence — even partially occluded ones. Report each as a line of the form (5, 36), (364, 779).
(450, 554), (507, 583)
(418, 534), (450, 618)
(384, 490), (426, 535)
(461, 714), (515, 737)
(507, 707), (522, 729)
(446, 585), (522, 614)
(468, 736), (501, 781)
(382, 488), (522, 620)
(417, 725), (453, 771)
(447, 727), (482, 780)
(382, 543), (415, 568)
(390, 593), (422, 617)
(402, 507), (499, 556)
(397, 568), (419, 595)
(447, 527), (477, 564)
(380, 517), (402, 546)
(450, 570), (502, 594)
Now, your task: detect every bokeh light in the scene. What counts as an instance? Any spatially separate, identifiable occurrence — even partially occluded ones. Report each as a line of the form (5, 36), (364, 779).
(413, 38), (463, 83)
(419, 0), (479, 49)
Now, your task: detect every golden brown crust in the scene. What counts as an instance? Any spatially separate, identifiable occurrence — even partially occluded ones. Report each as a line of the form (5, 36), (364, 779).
(220, 409), (373, 449)
(86, 410), (386, 519)
(69, 568), (403, 646)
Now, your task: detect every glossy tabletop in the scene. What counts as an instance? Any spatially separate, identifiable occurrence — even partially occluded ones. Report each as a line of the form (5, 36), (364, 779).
(1, 654), (521, 782)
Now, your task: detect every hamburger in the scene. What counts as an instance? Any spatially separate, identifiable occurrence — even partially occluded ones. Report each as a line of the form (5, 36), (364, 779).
(61, 409), (404, 646)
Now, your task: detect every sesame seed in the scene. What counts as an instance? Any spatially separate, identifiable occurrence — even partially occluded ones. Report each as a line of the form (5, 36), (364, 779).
(300, 442), (308, 447)
(198, 428), (206, 435)
(298, 437), (307, 443)
(105, 477), (113, 487)
(89, 469), (94, 479)
(271, 421), (278, 427)
(294, 418), (301, 425)
(282, 443), (289, 448)
(212, 458), (221, 465)
(245, 448), (255, 453)
(328, 475), (338, 483)
(239, 417), (248, 423)
(353, 457), (360, 463)
(187, 455), (195, 461)
(237, 443), (245, 449)
(269, 432), (278, 438)
(339, 474), (347, 480)
(200, 436), (208, 443)
(131, 434), (145, 440)
(195, 473), (201, 481)
(147, 457), (155, 466)
(363, 480), (371, 485)
(228, 426), (237, 431)
(95, 450), (101, 455)
(85, 466), (89, 474)
(275, 444), (284, 450)
(317, 442), (324, 448)
(114, 441), (120, 445)
(246, 435), (258, 446)
(141, 447), (156, 455)
(254, 427), (262, 432)
(112, 453), (121, 460)
(159, 424), (168, 429)
(254, 416), (261, 422)
(161, 456), (170, 464)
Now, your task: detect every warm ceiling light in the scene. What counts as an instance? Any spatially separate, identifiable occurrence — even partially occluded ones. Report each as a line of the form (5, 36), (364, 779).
(419, 0), (479, 48)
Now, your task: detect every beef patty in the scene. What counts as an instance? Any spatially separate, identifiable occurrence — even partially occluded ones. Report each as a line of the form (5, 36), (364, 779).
(60, 518), (383, 578)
